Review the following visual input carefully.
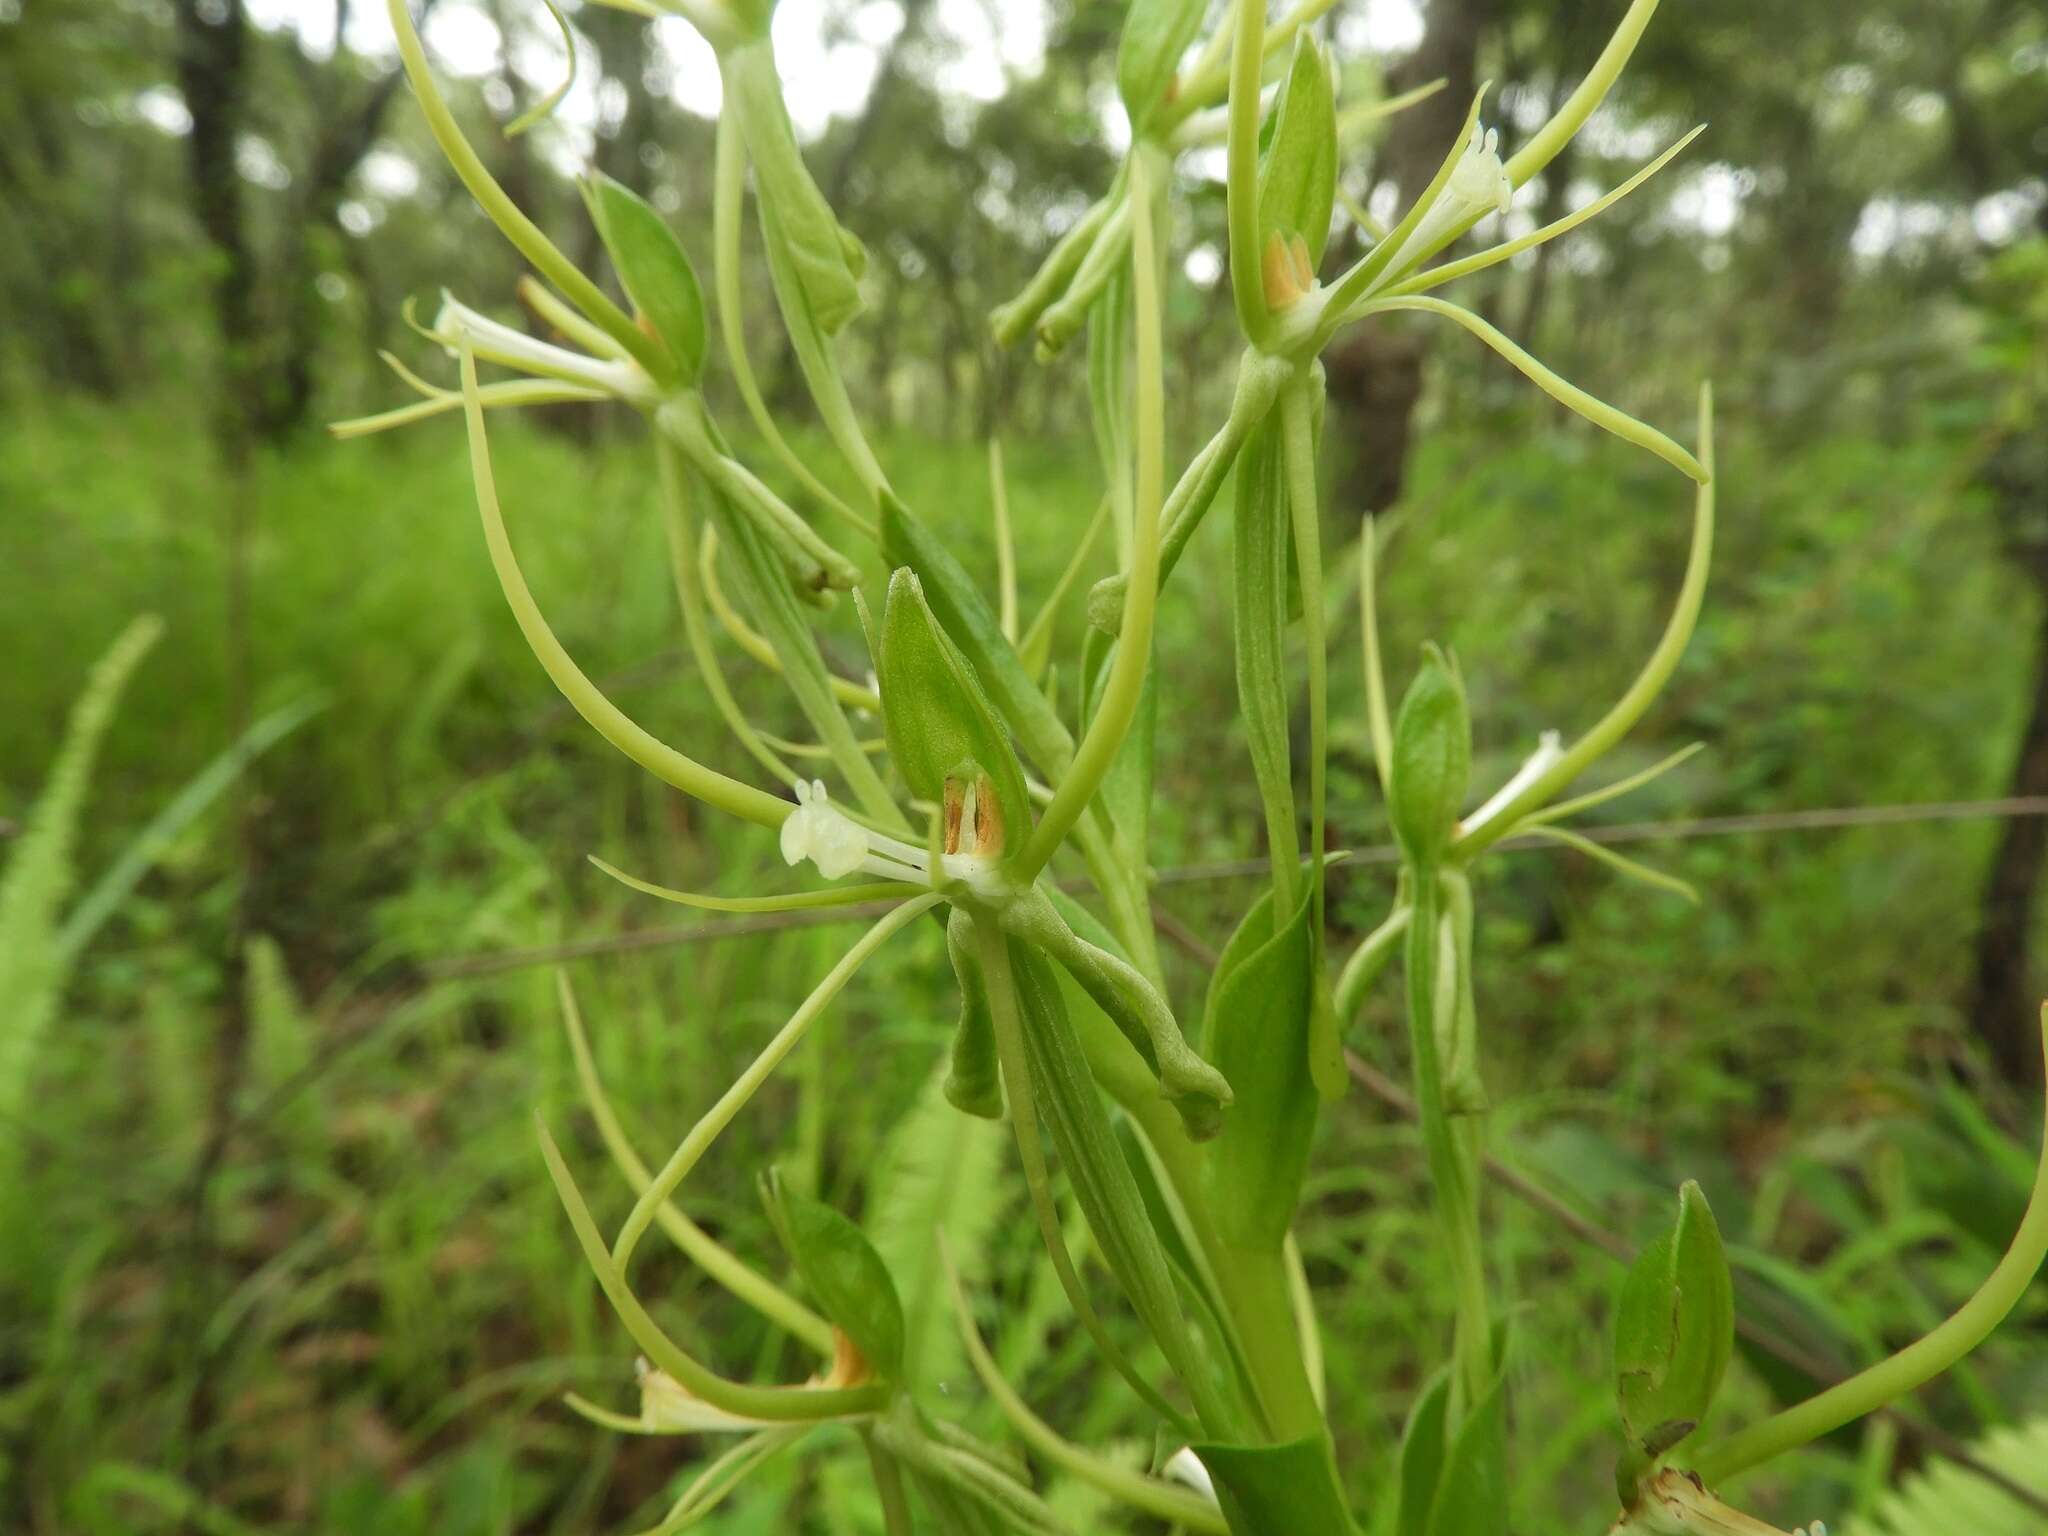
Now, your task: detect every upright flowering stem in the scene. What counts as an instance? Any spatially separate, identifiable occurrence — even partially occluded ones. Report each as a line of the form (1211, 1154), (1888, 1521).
(1013, 149), (1166, 883)
(1404, 869), (1493, 1410)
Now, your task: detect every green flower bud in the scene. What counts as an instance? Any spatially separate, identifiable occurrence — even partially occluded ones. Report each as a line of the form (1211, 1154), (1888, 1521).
(1389, 643), (1470, 865)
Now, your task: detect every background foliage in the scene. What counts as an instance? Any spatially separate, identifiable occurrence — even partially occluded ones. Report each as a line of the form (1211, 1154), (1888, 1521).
(1, 0), (2044, 1530)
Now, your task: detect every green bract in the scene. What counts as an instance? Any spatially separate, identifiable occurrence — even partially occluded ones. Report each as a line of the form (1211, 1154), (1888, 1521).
(582, 171), (708, 386)
(1390, 644), (1472, 866)
(762, 1168), (907, 1381)
(1258, 33), (1338, 269)
(1116, 0), (1206, 133)
(873, 567), (1031, 848)
(1614, 1181), (1735, 1493)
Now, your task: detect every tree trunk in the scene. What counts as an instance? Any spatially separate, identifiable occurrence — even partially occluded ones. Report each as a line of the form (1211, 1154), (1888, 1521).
(1324, 0), (1489, 519)
(172, 0), (260, 448)
(1968, 437), (2048, 1089)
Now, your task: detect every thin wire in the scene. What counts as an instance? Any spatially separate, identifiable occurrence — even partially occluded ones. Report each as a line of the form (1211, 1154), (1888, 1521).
(425, 797), (2048, 979)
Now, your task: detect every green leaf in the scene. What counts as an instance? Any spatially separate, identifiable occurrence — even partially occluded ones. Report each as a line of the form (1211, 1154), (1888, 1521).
(879, 493), (1074, 781)
(1427, 1361), (1509, 1536)
(1395, 1370), (1451, 1536)
(1202, 881), (1318, 1252)
(760, 1168), (906, 1381)
(584, 171), (706, 383)
(875, 568), (1032, 846)
(1116, 0), (1206, 132)
(1189, 1434), (1357, 1536)
(1613, 1181), (1734, 1463)
(1258, 33), (1338, 266)
(1389, 644), (1470, 866)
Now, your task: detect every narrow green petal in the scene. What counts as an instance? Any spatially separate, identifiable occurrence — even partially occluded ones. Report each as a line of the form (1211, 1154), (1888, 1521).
(1367, 296), (1707, 482)
(456, 349), (791, 829)
(1389, 125), (1707, 297)
(589, 855), (906, 912)
(505, 0), (575, 137)
(1523, 742), (1705, 828)
(1525, 824), (1698, 904)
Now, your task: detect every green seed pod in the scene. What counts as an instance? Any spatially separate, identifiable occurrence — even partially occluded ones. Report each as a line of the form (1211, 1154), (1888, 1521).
(1389, 643), (1471, 866)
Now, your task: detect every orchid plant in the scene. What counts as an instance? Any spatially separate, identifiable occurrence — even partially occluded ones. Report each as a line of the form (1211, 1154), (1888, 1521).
(340, 0), (2048, 1529)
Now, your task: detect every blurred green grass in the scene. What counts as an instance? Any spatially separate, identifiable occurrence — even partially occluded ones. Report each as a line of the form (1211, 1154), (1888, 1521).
(1, 391), (2042, 1533)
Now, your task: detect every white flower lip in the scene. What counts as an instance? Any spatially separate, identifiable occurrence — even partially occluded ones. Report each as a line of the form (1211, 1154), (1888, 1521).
(432, 292), (654, 401)
(779, 779), (1007, 895)
(1366, 119), (1517, 298)
(1162, 1446), (1219, 1505)
(1461, 728), (1564, 836)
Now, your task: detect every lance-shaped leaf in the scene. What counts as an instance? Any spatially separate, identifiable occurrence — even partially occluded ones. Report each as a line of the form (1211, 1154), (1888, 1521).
(761, 1169), (905, 1382)
(1614, 1181), (1734, 1474)
(875, 569), (1032, 844)
(1117, 0), (1206, 132)
(1202, 882), (1318, 1253)
(1258, 32), (1338, 267)
(1187, 1435), (1357, 1536)
(725, 39), (867, 336)
(583, 171), (707, 384)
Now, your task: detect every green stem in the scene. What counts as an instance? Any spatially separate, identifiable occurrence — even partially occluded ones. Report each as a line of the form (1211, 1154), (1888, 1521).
(556, 975), (835, 1355)
(1404, 869), (1493, 1407)
(1014, 150), (1166, 882)
(610, 894), (941, 1271)
(1121, 1092), (1325, 1443)
(1452, 384), (1714, 860)
(1279, 374), (1328, 985)
(865, 1431), (915, 1536)
(1693, 1012), (2048, 1484)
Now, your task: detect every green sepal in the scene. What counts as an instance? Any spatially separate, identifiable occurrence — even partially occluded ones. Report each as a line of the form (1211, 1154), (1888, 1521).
(1389, 644), (1471, 866)
(760, 1168), (906, 1381)
(945, 907), (1003, 1119)
(1258, 33), (1339, 267)
(1081, 630), (1157, 858)
(1613, 1180), (1734, 1478)
(1188, 1434), (1357, 1536)
(1116, 0), (1206, 132)
(879, 493), (1073, 780)
(1202, 880), (1318, 1252)
(875, 567), (1032, 844)
(582, 171), (707, 384)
